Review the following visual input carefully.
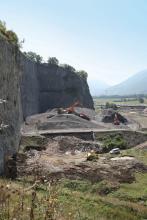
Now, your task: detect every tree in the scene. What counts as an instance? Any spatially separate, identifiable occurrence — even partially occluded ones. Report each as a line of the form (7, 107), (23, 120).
(138, 97), (144, 103)
(105, 102), (118, 110)
(6, 30), (19, 45)
(24, 51), (43, 63)
(0, 20), (21, 48)
(77, 70), (88, 80)
(0, 20), (6, 34)
(47, 57), (59, 66)
(61, 64), (76, 72)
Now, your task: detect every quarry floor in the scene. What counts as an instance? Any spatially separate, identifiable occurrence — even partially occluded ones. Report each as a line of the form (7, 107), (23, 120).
(21, 107), (142, 137)
(18, 107), (147, 182)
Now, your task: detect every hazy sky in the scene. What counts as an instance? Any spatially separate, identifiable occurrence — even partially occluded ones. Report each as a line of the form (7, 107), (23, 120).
(1, 0), (147, 85)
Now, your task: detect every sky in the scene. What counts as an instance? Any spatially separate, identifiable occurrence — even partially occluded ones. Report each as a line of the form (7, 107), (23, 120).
(1, 0), (147, 85)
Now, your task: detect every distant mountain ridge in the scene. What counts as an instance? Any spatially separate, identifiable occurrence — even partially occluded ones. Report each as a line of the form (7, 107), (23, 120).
(106, 70), (147, 95)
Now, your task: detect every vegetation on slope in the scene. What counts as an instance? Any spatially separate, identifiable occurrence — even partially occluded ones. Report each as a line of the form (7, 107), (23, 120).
(0, 146), (147, 220)
(0, 20), (22, 48)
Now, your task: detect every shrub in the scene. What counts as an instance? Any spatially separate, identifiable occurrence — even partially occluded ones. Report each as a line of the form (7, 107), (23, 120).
(102, 134), (127, 152)
(105, 102), (118, 110)
(77, 70), (88, 80)
(138, 97), (144, 103)
(61, 64), (76, 72)
(0, 20), (21, 48)
(24, 51), (43, 63)
(47, 57), (59, 66)
(0, 20), (6, 34)
(6, 30), (19, 45)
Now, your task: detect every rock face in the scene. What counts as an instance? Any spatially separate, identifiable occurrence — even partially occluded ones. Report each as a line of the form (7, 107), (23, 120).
(20, 55), (39, 118)
(0, 38), (22, 174)
(0, 37), (93, 173)
(21, 62), (94, 118)
(37, 64), (94, 113)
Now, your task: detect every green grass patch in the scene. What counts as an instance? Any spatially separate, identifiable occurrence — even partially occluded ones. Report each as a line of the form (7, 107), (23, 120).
(109, 173), (147, 204)
(96, 133), (127, 152)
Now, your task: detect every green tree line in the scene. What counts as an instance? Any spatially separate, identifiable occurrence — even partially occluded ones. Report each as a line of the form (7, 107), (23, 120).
(24, 53), (88, 80)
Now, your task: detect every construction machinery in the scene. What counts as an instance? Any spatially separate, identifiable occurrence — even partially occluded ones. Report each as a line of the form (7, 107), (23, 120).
(66, 101), (80, 114)
(57, 101), (90, 121)
(113, 113), (120, 125)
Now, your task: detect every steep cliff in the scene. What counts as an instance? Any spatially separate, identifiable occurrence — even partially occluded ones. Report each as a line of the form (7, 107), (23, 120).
(0, 37), (22, 174)
(37, 64), (94, 113)
(20, 55), (39, 118)
(21, 60), (94, 118)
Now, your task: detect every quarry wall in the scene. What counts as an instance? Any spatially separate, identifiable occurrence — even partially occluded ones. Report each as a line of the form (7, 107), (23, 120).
(37, 64), (94, 113)
(0, 37), (93, 173)
(0, 38), (22, 174)
(21, 59), (94, 118)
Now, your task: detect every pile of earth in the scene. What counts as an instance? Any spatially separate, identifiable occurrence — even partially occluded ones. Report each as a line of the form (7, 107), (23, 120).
(22, 108), (104, 133)
(20, 135), (102, 155)
(101, 109), (128, 124)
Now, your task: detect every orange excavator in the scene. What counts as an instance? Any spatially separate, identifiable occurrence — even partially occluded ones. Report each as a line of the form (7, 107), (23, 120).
(114, 113), (120, 125)
(66, 101), (80, 114)
(58, 101), (90, 121)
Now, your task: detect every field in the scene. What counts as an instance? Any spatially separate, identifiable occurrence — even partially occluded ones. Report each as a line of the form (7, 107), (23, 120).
(93, 97), (147, 106)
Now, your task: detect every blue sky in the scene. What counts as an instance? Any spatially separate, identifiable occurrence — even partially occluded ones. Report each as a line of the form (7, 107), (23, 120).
(1, 0), (147, 85)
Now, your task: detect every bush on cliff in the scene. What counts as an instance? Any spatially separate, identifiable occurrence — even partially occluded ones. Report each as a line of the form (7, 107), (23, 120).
(61, 64), (76, 72)
(23, 51), (43, 63)
(77, 70), (88, 80)
(47, 57), (59, 66)
(0, 20), (21, 48)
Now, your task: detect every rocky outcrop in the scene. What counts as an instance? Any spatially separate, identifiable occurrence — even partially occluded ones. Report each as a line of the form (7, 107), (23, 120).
(0, 38), (22, 174)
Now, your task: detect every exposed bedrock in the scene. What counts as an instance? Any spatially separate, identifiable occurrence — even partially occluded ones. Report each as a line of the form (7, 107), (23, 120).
(0, 38), (22, 174)
(37, 64), (94, 113)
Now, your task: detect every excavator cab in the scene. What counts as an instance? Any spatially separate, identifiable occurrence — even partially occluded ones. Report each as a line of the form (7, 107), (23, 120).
(114, 113), (120, 125)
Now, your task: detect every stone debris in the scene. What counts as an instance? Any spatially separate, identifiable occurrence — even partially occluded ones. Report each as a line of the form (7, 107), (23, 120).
(17, 135), (147, 184)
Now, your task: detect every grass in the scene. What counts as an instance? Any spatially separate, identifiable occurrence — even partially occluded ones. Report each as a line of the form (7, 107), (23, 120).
(0, 165), (147, 220)
(110, 173), (147, 204)
(58, 176), (147, 220)
(95, 133), (127, 152)
(121, 147), (147, 165)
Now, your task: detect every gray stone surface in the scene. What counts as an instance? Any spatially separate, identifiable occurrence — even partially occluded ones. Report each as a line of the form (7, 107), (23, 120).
(21, 62), (94, 118)
(37, 65), (94, 112)
(20, 55), (39, 118)
(0, 38), (22, 174)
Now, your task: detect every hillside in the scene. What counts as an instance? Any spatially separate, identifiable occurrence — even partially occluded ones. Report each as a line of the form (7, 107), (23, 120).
(106, 70), (147, 95)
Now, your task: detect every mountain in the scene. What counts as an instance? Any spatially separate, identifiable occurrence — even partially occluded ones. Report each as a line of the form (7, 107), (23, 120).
(106, 70), (147, 96)
(88, 79), (109, 96)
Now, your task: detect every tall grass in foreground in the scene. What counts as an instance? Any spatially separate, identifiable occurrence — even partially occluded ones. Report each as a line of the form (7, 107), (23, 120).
(0, 166), (147, 220)
(0, 179), (59, 220)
